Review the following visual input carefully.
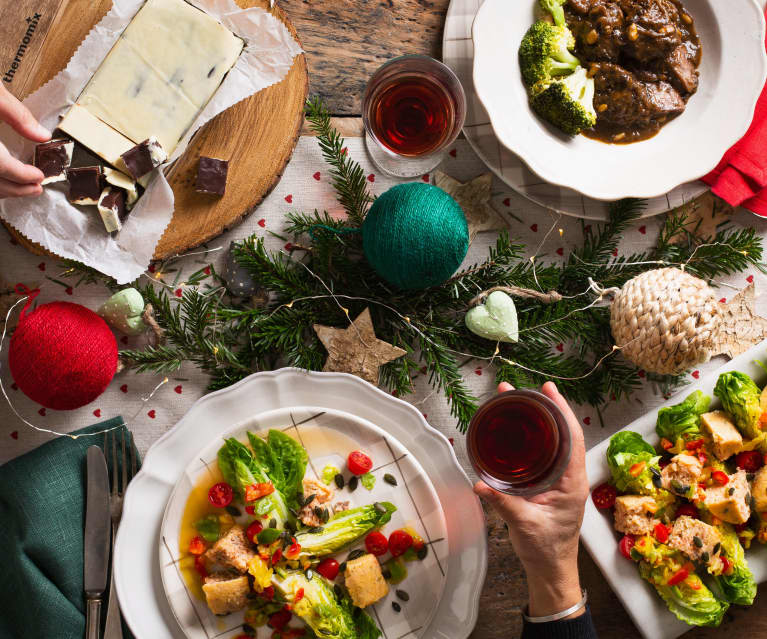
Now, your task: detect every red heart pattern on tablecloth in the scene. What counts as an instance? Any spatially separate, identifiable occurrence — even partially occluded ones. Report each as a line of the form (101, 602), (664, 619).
(120, 384), (128, 393)
(638, 370), (646, 378)
(612, 248), (618, 257)
(556, 343), (564, 352)
(174, 385), (183, 394)
(449, 149), (457, 158)
(93, 409), (101, 417)
(37, 262), (45, 271)
(692, 370), (700, 379)
(556, 247), (564, 256)
(148, 409), (156, 419)
(11, 383), (18, 391)
(65, 287), (73, 295)
(258, 219), (266, 228)
(584, 417), (591, 425)
(38, 408), (46, 416)
(474, 368), (482, 376)
(638, 226), (646, 234)
(313, 172), (321, 181)
(204, 266), (211, 275)
(11, 431), (18, 439)
(503, 198), (510, 207)
(285, 243), (293, 251)
(174, 288), (182, 298)
(120, 336), (128, 345)
(530, 224), (538, 232)
(367, 174), (375, 182)
(421, 174), (429, 182)
(719, 298), (727, 304)
(148, 264), (156, 273)
(747, 275), (754, 283)
(284, 194), (293, 204)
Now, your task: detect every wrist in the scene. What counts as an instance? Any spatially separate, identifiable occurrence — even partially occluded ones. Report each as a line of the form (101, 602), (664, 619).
(524, 555), (583, 619)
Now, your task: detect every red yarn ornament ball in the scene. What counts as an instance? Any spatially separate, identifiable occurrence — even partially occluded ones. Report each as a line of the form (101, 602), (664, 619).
(9, 301), (118, 410)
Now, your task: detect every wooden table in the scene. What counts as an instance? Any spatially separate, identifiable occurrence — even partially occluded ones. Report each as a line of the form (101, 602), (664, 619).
(282, 2), (767, 637)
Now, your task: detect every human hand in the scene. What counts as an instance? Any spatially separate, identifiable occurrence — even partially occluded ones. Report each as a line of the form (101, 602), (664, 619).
(474, 381), (589, 618)
(0, 83), (50, 199)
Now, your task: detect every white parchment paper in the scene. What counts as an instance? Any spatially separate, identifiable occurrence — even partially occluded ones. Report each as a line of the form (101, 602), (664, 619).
(0, 0), (303, 284)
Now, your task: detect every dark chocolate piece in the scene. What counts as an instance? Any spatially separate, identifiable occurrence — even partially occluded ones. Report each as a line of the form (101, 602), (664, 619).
(118, 136), (167, 180)
(97, 187), (127, 233)
(196, 156), (228, 196)
(66, 166), (103, 205)
(34, 139), (74, 184)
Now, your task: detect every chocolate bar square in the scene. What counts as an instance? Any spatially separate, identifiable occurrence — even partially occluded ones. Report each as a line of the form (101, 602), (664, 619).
(119, 136), (167, 180)
(66, 166), (103, 205)
(97, 187), (127, 233)
(34, 139), (74, 185)
(196, 156), (228, 196)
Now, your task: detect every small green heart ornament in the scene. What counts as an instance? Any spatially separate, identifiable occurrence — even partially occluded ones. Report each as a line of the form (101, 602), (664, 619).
(98, 288), (147, 336)
(465, 290), (519, 343)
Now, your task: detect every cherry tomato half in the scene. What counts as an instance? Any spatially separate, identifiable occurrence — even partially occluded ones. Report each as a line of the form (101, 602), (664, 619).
(347, 450), (373, 476)
(208, 482), (233, 508)
(591, 482), (617, 510)
(736, 450), (764, 473)
(188, 535), (206, 555)
(675, 504), (699, 520)
(365, 531), (389, 557)
(316, 558), (340, 580)
(268, 610), (292, 631)
(618, 535), (635, 560)
(246, 520), (264, 543)
(388, 529), (414, 557)
(653, 523), (669, 544)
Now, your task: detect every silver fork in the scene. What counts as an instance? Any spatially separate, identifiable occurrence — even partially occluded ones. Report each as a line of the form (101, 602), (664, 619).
(103, 429), (137, 639)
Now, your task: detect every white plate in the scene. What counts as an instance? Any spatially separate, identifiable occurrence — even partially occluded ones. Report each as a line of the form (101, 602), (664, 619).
(114, 369), (487, 639)
(160, 406), (449, 639)
(582, 340), (767, 639)
(472, 0), (767, 201)
(442, 0), (708, 220)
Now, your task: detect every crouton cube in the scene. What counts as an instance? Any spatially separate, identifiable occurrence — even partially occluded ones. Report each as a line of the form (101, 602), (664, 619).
(344, 553), (389, 608)
(705, 469), (751, 524)
(661, 454), (702, 496)
(669, 516), (722, 566)
(203, 525), (255, 574)
(613, 495), (659, 536)
(202, 575), (250, 615)
(752, 466), (767, 512)
(701, 411), (743, 461)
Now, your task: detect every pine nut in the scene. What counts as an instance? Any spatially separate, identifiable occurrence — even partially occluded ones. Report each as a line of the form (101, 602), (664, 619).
(586, 29), (599, 45)
(597, 103), (608, 113)
(681, 13), (692, 24)
(627, 23), (638, 41)
(613, 132), (626, 142)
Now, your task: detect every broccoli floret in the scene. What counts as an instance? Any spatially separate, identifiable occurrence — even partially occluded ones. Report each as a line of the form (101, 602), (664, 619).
(519, 21), (580, 88)
(539, 0), (567, 27)
(531, 66), (597, 136)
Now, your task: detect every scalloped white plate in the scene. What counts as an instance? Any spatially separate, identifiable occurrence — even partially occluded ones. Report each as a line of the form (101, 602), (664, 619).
(472, 0), (767, 201)
(582, 339), (767, 639)
(160, 406), (449, 639)
(114, 369), (487, 639)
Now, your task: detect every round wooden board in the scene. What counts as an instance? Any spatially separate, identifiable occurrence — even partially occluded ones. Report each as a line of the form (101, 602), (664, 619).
(5, 0), (308, 261)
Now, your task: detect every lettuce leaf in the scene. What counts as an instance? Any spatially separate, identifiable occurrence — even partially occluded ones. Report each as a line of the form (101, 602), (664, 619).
(639, 561), (728, 627)
(709, 524), (756, 606)
(656, 391), (710, 442)
(247, 429), (308, 510)
(714, 372), (763, 439)
(606, 432), (660, 495)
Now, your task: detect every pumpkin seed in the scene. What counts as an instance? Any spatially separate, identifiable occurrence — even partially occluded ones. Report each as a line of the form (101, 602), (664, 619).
(304, 493), (317, 506)
(384, 473), (398, 486)
(225, 505), (241, 517)
(305, 568), (314, 581)
(334, 474), (345, 489)
(713, 543), (721, 554)
(334, 584), (343, 598)
(374, 502), (387, 514)
(308, 526), (324, 534)
(349, 476), (359, 492)
(701, 551), (710, 562)
(693, 535), (703, 548)
(395, 589), (409, 601)
(347, 549), (366, 561)
(416, 546), (428, 560)
(314, 506), (324, 520)
(242, 623), (256, 636)
(650, 467), (661, 478)
(382, 567), (392, 580)
(339, 561), (347, 573)
(728, 487), (735, 496)
(392, 602), (401, 613)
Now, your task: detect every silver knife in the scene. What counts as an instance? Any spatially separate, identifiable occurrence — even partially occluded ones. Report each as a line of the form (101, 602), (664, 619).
(84, 445), (110, 639)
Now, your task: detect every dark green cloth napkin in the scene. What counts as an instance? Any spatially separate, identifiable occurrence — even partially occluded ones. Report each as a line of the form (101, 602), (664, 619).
(0, 418), (139, 639)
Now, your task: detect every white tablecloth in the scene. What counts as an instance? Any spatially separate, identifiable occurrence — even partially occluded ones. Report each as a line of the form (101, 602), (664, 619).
(2, 136), (766, 473)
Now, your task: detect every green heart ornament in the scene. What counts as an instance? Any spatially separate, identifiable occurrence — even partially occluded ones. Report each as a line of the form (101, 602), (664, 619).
(98, 288), (147, 336)
(465, 290), (519, 343)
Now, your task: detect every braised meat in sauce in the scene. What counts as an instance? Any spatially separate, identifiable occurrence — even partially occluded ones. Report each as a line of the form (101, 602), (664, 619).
(564, 0), (701, 143)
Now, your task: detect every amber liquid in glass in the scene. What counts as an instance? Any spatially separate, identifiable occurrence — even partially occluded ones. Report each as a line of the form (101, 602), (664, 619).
(469, 398), (559, 484)
(368, 75), (454, 157)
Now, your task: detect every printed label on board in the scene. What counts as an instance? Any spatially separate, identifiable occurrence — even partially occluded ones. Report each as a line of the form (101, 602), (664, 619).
(3, 14), (42, 84)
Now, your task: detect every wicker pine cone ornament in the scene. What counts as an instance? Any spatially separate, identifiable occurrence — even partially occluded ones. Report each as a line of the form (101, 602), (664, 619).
(610, 268), (767, 375)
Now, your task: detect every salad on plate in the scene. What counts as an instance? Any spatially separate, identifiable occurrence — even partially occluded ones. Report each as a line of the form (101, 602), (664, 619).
(592, 370), (767, 628)
(178, 428), (429, 639)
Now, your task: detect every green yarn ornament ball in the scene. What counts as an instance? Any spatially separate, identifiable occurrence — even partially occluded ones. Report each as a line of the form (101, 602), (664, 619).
(363, 183), (469, 290)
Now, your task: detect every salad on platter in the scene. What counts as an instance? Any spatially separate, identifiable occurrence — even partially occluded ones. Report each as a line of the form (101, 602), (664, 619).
(592, 370), (767, 628)
(178, 428), (429, 639)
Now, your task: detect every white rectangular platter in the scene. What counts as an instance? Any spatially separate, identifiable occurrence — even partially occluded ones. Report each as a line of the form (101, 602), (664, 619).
(582, 339), (767, 639)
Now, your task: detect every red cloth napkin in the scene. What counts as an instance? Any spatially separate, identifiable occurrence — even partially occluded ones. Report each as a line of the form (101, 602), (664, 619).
(702, 9), (767, 216)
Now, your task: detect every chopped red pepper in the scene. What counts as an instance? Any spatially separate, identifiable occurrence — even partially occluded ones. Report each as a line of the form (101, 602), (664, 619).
(188, 535), (206, 555)
(284, 542), (301, 560)
(675, 504), (699, 519)
(261, 586), (275, 600)
(667, 568), (689, 586)
(686, 577), (702, 590)
(194, 555), (208, 578)
(711, 470), (729, 486)
(294, 587), (305, 603)
(628, 462), (646, 477)
(653, 523), (669, 544)
(272, 548), (283, 565)
(685, 438), (705, 451)
(245, 482), (275, 502)
(246, 520), (264, 542)
(721, 556), (733, 575)
(245, 505), (256, 515)
(660, 437), (673, 450)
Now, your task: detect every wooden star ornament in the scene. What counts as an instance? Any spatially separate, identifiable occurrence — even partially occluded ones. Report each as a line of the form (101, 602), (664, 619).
(434, 171), (507, 241)
(313, 308), (406, 385)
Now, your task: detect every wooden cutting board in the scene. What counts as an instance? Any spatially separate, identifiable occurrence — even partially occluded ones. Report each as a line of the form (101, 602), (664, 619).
(0, 0), (308, 260)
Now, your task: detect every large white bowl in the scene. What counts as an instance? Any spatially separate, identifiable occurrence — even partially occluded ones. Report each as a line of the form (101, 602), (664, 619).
(472, 0), (767, 201)
(114, 369), (487, 639)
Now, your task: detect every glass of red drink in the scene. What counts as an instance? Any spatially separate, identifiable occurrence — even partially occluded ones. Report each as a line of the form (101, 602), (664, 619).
(362, 55), (466, 178)
(467, 390), (572, 496)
